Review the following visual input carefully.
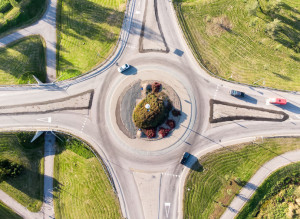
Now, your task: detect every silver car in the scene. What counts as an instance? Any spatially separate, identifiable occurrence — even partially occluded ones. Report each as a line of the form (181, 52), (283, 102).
(118, 63), (130, 73)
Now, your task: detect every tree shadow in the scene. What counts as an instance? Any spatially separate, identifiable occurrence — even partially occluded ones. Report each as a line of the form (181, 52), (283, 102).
(272, 72), (292, 81)
(0, 36), (46, 83)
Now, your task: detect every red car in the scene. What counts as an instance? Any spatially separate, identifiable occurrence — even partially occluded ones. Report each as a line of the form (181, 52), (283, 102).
(267, 98), (287, 105)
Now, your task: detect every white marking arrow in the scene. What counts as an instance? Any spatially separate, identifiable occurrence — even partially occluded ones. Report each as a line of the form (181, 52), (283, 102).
(37, 117), (52, 123)
(165, 203), (171, 218)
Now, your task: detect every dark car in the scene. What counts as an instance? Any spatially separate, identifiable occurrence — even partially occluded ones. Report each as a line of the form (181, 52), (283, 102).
(181, 152), (191, 165)
(230, 90), (245, 97)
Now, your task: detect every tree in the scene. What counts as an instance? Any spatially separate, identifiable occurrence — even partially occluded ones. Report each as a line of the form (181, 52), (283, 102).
(265, 18), (281, 38)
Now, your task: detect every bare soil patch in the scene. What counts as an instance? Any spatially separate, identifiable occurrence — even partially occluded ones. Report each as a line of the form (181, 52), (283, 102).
(206, 15), (233, 36)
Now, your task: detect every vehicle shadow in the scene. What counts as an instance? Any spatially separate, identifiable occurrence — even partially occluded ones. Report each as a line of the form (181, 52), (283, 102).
(183, 154), (203, 172)
(234, 94), (257, 104)
(276, 102), (300, 114)
(122, 66), (137, 75)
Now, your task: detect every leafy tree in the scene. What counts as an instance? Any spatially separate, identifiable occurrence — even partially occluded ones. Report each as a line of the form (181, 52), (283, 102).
(265, 18), (281, 38)
(247, 1), (259, 16)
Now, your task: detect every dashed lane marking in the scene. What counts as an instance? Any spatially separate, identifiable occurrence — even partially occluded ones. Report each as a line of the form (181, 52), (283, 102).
(80, 116), (88, 133)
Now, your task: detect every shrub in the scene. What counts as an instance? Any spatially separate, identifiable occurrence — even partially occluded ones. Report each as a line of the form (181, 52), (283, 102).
(159, 128), (170, 138)
(133, 93), (168, 129)
(145, 128), (156, 138)
(166, 119), (175, 129)
(0, 159), (24, 180)
(172, 109), (181, 117)
(152, 82), (161, 93)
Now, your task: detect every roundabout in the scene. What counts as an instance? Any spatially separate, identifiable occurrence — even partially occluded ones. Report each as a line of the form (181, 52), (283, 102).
(105, 67), (195, 153)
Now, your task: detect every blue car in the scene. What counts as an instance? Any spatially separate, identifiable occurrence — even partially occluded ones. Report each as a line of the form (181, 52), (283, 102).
(230, 90), (245, 97)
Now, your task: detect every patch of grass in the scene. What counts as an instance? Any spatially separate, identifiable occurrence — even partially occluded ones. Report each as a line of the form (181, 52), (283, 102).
(184, 138), (300, 218)
(133, 93), (169, 129)
(175, 0), (300, 90)
(54, 137), (122, 219)
(0, 201), (22, 219)
(57, 0), (126, 80)
(0, 132), (44, 212)
(0, 35), (46, 84)
(237, 162), (300, 219)
(0, 0), (47, 35)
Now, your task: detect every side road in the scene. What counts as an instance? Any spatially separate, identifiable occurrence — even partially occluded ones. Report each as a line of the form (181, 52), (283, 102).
(0, 132), (56, 219)
(221, 149), (300, 219)
(0, 0), (57, 83)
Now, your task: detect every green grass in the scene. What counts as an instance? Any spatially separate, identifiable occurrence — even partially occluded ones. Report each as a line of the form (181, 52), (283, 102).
(0, 201), (22, 219)
(0, 0), (47, 35)
(183, 138), (300, 219)
(54, 136), (122, 219)
(0, 132), (44, 212)
(237, 162), (300, 219)
(0, 35), (46, 84)
(57, 0), (126, 80)
(175, 0), (300, 90)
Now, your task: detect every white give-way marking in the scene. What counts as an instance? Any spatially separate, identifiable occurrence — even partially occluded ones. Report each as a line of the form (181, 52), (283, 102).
(37, 117), (52, 123)
(165, 203), (171, 218)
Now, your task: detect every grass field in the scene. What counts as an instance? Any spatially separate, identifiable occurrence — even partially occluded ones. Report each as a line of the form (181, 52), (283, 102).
(53, 136), (122, 219)
(0, 0), (46, 35)
(237, 162), (300, 219)
(0, 201), (22, 219)
(183, 138), (300, 218)
(0, 132), (44, 212)
(175, 0), (300, 90)
(57, 0), (126, 80)
(0, 35), (46, 84)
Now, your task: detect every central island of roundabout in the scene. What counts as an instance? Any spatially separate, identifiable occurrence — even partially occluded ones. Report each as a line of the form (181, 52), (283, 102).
(106, 68), (194, 153)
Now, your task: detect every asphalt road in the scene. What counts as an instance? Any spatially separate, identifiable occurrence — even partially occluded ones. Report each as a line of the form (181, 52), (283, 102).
(0, 0), (300, 218)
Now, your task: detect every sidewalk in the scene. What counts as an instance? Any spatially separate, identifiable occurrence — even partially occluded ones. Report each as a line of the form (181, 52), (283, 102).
(220, 149), (300, 219)
(0, 0), (57, 82)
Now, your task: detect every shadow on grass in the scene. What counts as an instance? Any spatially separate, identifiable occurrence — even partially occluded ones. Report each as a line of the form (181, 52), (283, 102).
(0, 36), (46, 83)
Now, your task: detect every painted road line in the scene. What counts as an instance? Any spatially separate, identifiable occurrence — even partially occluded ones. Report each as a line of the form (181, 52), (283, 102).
(37, 117), (52, 123)
(165, 203), (170, 218)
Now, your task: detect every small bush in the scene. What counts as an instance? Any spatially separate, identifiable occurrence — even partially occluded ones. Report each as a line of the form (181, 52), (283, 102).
(133, 93), (168, 129)
(0, 159), (24, 180)
(166, 119), (175, 129)
(152, 82), (161, 93)
(158, 128), (170, 138)
(172, 109), (181, 117)
(145, 128), (156, 138)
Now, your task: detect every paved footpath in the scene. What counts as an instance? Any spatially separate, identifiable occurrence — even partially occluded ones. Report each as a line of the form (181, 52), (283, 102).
(0, 132), (56, 219)
(0, 0), (57, 82)
(221, 149), (300, 219)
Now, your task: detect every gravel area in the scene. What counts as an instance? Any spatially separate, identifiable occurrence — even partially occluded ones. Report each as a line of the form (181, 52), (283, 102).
(120, 80), (141, 138)
(210, 100), (289, 123)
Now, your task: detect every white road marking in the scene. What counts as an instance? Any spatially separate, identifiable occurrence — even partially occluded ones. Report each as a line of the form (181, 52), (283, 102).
(80, 116), (88, 133)
(37, 117), (52, 123)
(213, 85), (220, 99)
(165, 203), (171, 218)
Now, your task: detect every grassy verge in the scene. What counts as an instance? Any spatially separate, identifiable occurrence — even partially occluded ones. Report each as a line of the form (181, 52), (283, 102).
(174, 0), (300, 90)
(54, 136), (122, 219)
(0, 132), (44, 212)
(184, 138), (300, 218)
(57, 0), (126, 80)
(0, 201), (22, 219)
(0, 35), (46, 84)
(0, 0), (47, 36)
(237, 162), (300, 219)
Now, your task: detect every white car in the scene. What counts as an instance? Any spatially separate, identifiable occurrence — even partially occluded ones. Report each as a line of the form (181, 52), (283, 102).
(118, 64), (130, 73)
